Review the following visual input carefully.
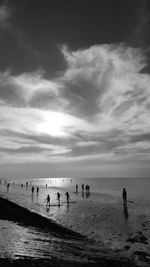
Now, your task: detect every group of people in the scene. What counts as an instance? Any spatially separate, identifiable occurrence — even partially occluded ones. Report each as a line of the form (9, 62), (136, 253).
(31, 186), (39, 195)
(45, 191), (71, 206)
(44, 187), (127, 210)
(4, 180), (128, 213)
(76, 184), (90, 193)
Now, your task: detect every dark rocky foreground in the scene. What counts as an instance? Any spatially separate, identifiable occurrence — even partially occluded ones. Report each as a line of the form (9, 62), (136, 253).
(0, 258), (138, 267)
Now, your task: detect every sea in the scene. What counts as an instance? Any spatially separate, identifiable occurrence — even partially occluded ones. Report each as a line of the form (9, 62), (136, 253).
(0, 177), (150, 265)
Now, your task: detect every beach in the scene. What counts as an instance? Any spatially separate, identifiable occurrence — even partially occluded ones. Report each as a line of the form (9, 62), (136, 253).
(0, 178), (150, 266)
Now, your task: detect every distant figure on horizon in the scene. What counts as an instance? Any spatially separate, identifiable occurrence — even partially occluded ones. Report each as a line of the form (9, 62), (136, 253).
(122, 188), (127, 204)
(7, 183), (10, 192)
(57, 192), (61, 206)
(37, 187), (39, 195)
(85, 185), (90, 199)
(45, 194), (50, 206)
(46, 184), (47, 188)
(31, 186), (34, 194)
(82, 184), (84, 191)
(76, 184), (78, 194)
(65, 192), (71, 204)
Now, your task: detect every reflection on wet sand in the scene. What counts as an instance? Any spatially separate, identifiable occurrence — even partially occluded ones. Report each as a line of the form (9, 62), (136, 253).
(123, 202), (129, 219)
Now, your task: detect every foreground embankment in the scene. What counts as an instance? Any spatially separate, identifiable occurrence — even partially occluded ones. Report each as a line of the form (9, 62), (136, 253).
(0, 195), (139, 267)
(0, 196), (83, 239)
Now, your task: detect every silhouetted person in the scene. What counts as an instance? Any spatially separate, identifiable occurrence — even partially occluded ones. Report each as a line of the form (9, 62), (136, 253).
(76, 184), (78, 194)
(45, 194), (50, 206)
(65, 192), (70, 204)
(46, 184), (47, 188)
(31, 186), (34, 194)
(82, 184), (84, 191)
(85, 184), (90, 192)
(37, 187), (39, 195)
(122, 188), (127, 204)
(57, 192), (61, 206)
(85, 185), (90, 199)
(7, 183), (10, 192)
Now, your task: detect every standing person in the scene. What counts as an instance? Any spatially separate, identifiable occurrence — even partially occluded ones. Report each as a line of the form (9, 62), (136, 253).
(45, 194), (50, 206)
(31, 186), (34, 194)
(37, 187), (39, 195)
(65, 192), (70, 204)
(82, 184), (84, 191)
(76, 184), (78, 194)
(122, 188), (127, 204)
(57, 192), (61, 206)
(7, 183), (10, 192)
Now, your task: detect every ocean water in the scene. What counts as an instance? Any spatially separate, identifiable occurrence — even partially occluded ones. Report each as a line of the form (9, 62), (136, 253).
(0, 177), (150, 264)
(4, 176), (150, 199)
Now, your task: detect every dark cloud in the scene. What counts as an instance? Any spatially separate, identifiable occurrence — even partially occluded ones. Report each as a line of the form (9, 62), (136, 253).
(0, 74), (25, 106)
(130, 133), (150, 143)
(29, 91), (62, 110)
(0, 129), (77, 147)
(0, 145), (50, 154)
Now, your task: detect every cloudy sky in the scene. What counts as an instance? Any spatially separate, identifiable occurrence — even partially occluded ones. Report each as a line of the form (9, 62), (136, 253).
(0, 0), (150, 178)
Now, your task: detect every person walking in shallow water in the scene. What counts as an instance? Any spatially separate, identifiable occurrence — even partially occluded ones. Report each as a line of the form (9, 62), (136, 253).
(65, 192), (70, 204)
(122, 188), (127, 204)
(31, 186), (34, 194)
(37, 187), (39, 195)
(45, 194), (50, 206)
(57, 192), (61, 206)
(76, 184), (78, 194)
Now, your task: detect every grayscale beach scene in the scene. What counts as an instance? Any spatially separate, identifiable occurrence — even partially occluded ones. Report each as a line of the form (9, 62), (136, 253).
(0, 0), (150, 266)
(1, 177), (150, 266)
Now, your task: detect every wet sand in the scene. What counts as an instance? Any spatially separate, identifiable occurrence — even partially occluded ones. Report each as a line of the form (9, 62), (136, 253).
(1, 179), (150, 266)
(0, 196), (83, 239)
(0, 196), (138, 267)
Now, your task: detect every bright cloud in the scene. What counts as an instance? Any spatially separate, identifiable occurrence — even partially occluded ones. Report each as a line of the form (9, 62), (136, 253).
(0, 43), (150, 165)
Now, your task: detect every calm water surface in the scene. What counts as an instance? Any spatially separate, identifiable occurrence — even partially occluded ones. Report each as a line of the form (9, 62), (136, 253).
(0, 177), (150, 263)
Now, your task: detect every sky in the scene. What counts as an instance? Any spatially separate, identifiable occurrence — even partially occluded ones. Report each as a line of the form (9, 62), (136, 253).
(0, 0), (150, 178)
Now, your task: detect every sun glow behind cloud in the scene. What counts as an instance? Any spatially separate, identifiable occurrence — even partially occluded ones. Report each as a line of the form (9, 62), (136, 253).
(38, 111), (71, 137)
(0, 43), (150, 176)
